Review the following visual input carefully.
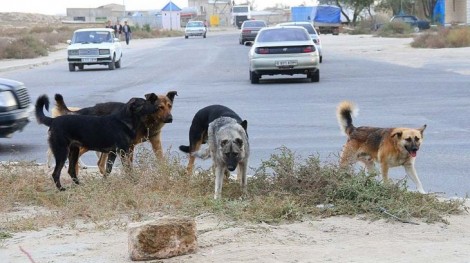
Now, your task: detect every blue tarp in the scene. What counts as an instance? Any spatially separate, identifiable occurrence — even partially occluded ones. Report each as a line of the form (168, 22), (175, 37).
(433, 0), (445, 25)
(291, 5), (341, 24)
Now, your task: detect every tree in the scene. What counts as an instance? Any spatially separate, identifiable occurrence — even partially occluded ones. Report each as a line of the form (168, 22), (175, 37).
(333, 0), (375, 25)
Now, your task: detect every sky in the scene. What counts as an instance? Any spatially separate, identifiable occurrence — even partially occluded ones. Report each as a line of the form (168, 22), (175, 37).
(1, 0), (318, 16)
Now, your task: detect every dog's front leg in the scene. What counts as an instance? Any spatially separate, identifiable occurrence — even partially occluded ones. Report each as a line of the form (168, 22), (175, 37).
(403, 162), (426, 194)
(380, 162), (390, 183)
(148, 133), (164, 160)
(237, 162), (248, 197)
(214, 165), (224, 199)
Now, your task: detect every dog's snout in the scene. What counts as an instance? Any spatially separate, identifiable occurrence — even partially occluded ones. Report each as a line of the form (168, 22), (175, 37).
(227, 165), (237, 172)
(164, 115), (173, 123)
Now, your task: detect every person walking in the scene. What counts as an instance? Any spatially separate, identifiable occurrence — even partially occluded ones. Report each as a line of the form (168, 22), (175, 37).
(122, 21), (132, 45)
(113, 21), (122, 40)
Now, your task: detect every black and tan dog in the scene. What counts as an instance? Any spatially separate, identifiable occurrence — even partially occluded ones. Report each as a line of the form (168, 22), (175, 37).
(336, 101), (427, 194)
(179, 105), (248, 175)
(35, 94), (158, 190)
(53, 91), (177, 175)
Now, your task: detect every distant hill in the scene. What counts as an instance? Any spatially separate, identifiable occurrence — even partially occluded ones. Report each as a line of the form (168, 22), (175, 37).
(0, 12), (63, 26)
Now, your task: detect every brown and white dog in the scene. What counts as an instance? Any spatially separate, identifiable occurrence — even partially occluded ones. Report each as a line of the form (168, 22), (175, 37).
(52, 91), (177, 175)
(336, 101), (427, 194)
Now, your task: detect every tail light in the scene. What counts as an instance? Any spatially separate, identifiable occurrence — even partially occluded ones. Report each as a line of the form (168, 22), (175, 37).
(302, 45), (316, 53)
(255, 47), (269, 54)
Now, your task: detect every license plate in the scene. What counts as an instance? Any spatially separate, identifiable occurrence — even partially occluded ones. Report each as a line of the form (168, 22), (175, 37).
(81, 58), (97, 62)
(275, 60), (297, 67)
(251, 30), (258, 34)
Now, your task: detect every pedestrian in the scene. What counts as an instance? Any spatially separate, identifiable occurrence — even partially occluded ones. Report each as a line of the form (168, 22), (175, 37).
(122, 21), (132, 45)
(113, 21), (122, 40)
(105, 20), (113, 30)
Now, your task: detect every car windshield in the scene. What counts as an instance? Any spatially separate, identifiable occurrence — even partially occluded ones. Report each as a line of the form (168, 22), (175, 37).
(187, 22), (204, 27)
(243, 21), (266, 27)
(257, 28), (310, 42)
(73, 31), (112, 44)
(282, 23), (316, 35)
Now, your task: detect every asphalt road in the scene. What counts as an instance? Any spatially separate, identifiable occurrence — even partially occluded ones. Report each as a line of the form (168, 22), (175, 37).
(0, 32), (469, 197)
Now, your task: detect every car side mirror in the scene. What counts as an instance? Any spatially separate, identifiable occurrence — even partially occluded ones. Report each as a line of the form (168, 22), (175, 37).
(244, 41), (253, 47)
(67, 40), (71, 45)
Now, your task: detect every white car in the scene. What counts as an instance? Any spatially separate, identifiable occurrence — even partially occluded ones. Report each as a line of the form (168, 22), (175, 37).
(67, 28), (122, 71)
(185, 21), (207, 39)
(246, 26), (320, 84)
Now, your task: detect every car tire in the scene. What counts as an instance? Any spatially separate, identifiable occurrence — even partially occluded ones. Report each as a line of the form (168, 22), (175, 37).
(413, 26), (420, 33)
(185, 35), (188, 39)
(309, 69), (320, 83)
(250, 70), (259, 84)
(68, 63), (75, 72)
(115, 56), (121, 69)
(77, 65), (84, 70)
(108, 55), (116, 70)
(320, 56), (323, 63)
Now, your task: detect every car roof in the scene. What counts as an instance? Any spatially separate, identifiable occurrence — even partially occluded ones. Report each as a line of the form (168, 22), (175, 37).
(74, 28), (115, 33)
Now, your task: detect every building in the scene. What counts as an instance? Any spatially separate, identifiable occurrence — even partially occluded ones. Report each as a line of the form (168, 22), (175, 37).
(161, 1), (182, 30)
(444, 0), (470, 25)
(188, 0), (232, 26)
(66, 3), (125, 23)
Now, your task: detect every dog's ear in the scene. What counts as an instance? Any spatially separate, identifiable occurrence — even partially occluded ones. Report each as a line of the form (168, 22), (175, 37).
(419, 124), (427, 136)
(391, 130), (402, 139)
(166, 91), (178, 102)
(144, 93), (159, 104)
(240, 120), (248, 132)
(128, 98), (144, 113)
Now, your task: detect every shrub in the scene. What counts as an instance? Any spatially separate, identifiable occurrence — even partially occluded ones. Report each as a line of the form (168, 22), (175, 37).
(411, 26), (470, 48)
(3, 36), (48, 59)
(376, 21), (414, 37)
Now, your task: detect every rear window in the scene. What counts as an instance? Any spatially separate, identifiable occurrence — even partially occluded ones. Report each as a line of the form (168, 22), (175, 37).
(187, 22), (204, 27)
(257, 28), (310, 42)
(243, 21), (266, 27)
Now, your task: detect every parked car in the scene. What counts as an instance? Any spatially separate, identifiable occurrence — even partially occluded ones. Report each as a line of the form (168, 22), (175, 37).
(246, 26), (320, 84)
(276, 21), (323, 63)
(0, 78), (33, 138)
(390, 15), (431, 32)
(185, 21), (207, 39)
(239, 20), (267, 45)
(67, 28), (122, 71)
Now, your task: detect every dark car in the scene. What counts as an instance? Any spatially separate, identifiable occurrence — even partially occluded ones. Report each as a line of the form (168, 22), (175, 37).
(390, 15), (431, 32)
(0, 78), (33, 138)
(239, 20), (267, 45)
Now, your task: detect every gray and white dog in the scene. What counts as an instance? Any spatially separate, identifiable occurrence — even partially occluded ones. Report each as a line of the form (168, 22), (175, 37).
(193, 116), (250, 199)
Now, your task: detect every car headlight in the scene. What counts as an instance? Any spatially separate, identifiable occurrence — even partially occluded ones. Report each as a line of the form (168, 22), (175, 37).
(68, 50), (79, 56)
(99, 49), (110, 55)
(0, 91), (18, 110)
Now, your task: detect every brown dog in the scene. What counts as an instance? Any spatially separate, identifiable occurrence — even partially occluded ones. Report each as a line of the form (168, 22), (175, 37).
(53, 91), (177, 175)
(336, 101), (427, 194)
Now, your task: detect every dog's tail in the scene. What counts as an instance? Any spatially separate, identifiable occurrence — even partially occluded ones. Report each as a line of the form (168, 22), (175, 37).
(336, 101), (358, 135)
(35, 95), (53, 127)
(54, 93), (74, 115)
(192, 146), (211, 160)
(179, 145), (190, 153)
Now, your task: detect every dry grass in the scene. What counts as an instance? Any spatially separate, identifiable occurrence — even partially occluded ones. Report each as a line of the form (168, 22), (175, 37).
(375, 21), (415, 37)
(411, 26), (470, 48)
(0, 147), (465, 235)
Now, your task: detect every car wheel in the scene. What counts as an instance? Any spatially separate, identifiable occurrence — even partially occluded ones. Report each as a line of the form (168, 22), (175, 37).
(185, 35), (188, 39)
(413, 26), (420, 33)
(250, 70), (259, 84)
(115, 56), (121, 69)
(320, 56), (323, 63)
(310, 69), (320, 83)
(68, 63), (75, 72)
(77, 65), (84, 70)
(108, 55), (116, 70)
